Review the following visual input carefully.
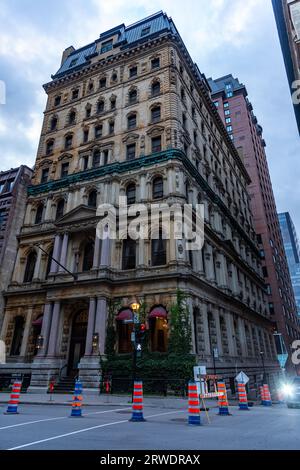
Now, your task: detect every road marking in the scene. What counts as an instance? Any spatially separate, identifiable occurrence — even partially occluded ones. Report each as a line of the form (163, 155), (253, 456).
(8, 410), (184, 450)
(0, 408), (130, 431)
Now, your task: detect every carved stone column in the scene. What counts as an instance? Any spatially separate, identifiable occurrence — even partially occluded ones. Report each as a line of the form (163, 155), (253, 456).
(38, 302), (53, 356)
(85, 297), (97, 356)
(47, 301), (60, 357)
(50, 235), (62, 273)
(95, 297), (107, 355)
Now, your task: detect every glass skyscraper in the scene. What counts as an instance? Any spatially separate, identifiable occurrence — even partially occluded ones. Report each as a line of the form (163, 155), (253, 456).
(278, 212), (300, 316)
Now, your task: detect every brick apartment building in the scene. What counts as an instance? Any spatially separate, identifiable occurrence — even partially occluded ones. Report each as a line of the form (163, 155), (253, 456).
(209, 75), (300, 370)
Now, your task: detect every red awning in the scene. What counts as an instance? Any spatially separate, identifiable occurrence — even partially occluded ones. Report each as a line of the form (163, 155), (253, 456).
(116, 309), (133, 321)
(32, 316), (43, 326)
(149, 307), (167, 319)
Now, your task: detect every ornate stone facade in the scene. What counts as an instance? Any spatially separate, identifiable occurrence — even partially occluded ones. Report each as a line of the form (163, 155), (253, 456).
(0, 12), (280, 391)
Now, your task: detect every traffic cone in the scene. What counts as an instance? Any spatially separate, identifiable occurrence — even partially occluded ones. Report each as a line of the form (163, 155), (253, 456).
(130, 381), (146, 422)
(5, 380), (22, 414)
(188, 381), (201, 426)
(259, 386), (265, 405)
(218, 382), (230, 415)
(237, 382), (249, 410)
(262, 384), (272, 406)
(70, 379), (83, 417)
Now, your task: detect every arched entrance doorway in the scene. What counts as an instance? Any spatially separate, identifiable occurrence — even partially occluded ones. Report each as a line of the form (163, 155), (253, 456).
(67, 310), (88, 375)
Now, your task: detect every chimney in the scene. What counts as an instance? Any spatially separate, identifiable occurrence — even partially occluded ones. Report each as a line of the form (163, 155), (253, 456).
(61, 46), (75, 66)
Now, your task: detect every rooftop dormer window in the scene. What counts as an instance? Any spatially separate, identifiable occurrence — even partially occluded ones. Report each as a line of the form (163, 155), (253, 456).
(69, 58), (78, 68)
(141, 26), (150, 37)
(101, 39), (113, 54)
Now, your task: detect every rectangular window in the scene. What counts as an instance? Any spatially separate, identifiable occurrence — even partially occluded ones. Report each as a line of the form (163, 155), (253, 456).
(224, 109), (230, 116)
(95, 125), (103, 139)
(213, 101), (219, 107)
(225, 117), (231, 124)
(101, 40), (113, 53)
(0, 183), (4, 193)
(41, 168), (49, 184)
(83, 156), (89, 170)
(6, 179), (14, 192)
(151, 58), (160, 69)
(99, 77), (107, 89)
(72, 89), (79, 100)
(83, 129), (89, 143)
(226, 91), (233, 98)
(129, 66), (137, 78)
(0, 209), (6, 229)
(109, 121), (114, 134)
(126, 143), (136, 160)
(224, 102), (229, 108)
(152, 136), (162, 153)
(61, 162), (69, 178)
(226, 125), (233, 132)
(103, 150), (109, 165)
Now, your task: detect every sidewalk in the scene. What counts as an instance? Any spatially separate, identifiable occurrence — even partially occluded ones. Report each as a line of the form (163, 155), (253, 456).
(0, 392), (220, 409)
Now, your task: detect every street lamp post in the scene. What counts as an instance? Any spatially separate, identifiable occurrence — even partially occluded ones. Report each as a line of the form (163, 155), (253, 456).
(131, 302), (140, 403)
(260, 351), (266, 384)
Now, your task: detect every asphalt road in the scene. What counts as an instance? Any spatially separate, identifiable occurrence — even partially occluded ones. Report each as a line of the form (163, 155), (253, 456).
(0, 401), (299, 450)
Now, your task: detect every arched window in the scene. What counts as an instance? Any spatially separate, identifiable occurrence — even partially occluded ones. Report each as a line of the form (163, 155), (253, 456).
(116, 309), (133, 353)
(35, 204), (44, 224)
(10, 316), (25, 356)
(46, 248), (53, 279)
(127, 113), (137, 130)
(88, 190), (97, 208)
(151, 229), (166, 266)
(92, 150), (100, 167)
(126, 183), (136, 204)
(151, 105), (161, 123)
(82, 241), (94, 272)
(50, 116), (58, 131)
(149, 306), (168, 352)
(24, 251), (37, 283)
(69, 110), (76, 125)
(128, 88), (137, 104)
(122, 239), (136, 270)
(56, 199), (65, 220)
(97, 100), (104, 114)
(46, 139), (54, 155)
(151, 81), (160, 97)
(152, 176), (163, 199)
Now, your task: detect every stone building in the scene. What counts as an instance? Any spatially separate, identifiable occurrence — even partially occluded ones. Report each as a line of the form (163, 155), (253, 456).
(0, 166), (33, 331)
(209, 75), (300, 372)
(0, 12), (280, 392)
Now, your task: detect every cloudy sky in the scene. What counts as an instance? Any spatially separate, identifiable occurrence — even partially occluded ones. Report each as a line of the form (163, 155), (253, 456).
(0, 0), (299, 234)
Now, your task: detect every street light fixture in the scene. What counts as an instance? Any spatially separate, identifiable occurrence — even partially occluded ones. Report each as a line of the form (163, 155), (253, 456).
(260, 351), (266, 384)
(36, 335), (44, 350)
(92, 333), (99, 353)
(130, 301), (140, 403)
